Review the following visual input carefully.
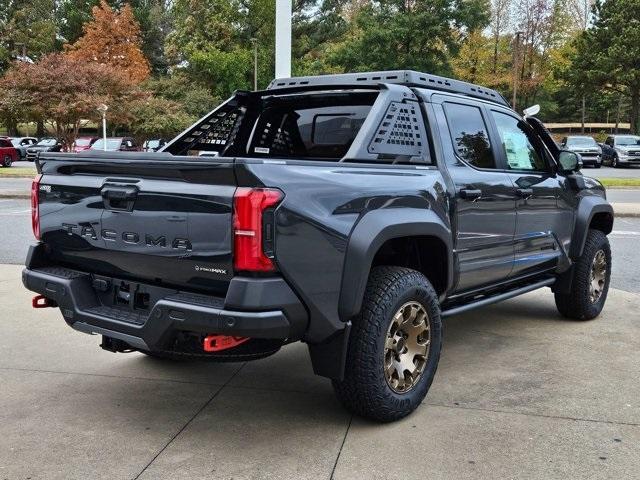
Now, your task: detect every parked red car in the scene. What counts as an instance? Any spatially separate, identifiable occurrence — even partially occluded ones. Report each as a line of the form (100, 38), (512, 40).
(72, 137), (99, 152)
(0, 137), (19, 167)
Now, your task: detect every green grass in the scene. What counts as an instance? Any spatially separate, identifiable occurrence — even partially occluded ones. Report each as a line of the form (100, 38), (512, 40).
(0, 167), (37, 177)
(599, 178), (640, 188)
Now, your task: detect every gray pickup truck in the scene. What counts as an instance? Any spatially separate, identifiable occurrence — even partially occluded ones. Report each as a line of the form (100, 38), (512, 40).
(23, 71), (613, 421)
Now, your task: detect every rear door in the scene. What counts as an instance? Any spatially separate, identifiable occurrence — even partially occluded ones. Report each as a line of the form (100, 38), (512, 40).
(38, 154), (236, 294)
(486, 108), (574, 277)
(432, 96), (516, 292)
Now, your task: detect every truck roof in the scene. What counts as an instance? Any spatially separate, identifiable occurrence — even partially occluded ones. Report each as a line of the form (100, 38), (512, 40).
(267, 70), (509, 107)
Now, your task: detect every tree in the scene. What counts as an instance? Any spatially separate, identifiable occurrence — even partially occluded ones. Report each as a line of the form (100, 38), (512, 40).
(0, 53), (136, 148)
(570, 0), (640, 133)
(143, 73), (220, 118)
(65, 0), (150, 84)
(489, 0), (512, 74)
(329, 0), (491, 75)
(0, 0), (59, 73)
(128, 95), (194, 142)
(453, 30), (512, 88)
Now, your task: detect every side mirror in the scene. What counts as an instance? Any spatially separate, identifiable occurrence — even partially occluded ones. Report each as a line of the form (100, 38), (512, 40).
(523, 104), (540, 118)
(558, 150), (582, 173)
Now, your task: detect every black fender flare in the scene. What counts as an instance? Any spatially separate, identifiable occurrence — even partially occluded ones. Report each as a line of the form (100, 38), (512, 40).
(568, 195), (613, 260)
(338, 208), (453, 321)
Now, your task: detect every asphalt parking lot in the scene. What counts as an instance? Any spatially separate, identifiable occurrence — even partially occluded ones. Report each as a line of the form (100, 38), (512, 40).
(1, 263), (639, 479)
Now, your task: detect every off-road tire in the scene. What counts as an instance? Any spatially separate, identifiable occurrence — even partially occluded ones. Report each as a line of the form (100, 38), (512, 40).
(2, 155), (11, 167)
(332, 266), (442, 422)
(555, 229), (611, 320)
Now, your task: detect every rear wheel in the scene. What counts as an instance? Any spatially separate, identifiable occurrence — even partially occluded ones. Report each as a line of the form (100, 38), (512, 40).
(555, 229), (611, 320)
(2, 155), (11, 167)
(332, 266), (442, 422)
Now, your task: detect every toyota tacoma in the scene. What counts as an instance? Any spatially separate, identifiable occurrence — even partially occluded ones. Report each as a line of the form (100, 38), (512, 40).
(23, 71), (613, 421)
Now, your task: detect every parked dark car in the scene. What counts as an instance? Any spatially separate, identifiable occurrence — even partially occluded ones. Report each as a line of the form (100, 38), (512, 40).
(25, 70), (613, 422)
(601, 134), (640, 167)
(90, 137), (139, 152)
(72, 137), (99, 153)
(9, 137), (38, 160)
(26, 138), (62, 161)
(0, 138), (19, 167)
(560, 135), (601, 167)
(143, 139), (167, 152)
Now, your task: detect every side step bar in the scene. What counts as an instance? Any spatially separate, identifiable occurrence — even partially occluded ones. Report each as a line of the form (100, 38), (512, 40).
(441, 277), (555, 318)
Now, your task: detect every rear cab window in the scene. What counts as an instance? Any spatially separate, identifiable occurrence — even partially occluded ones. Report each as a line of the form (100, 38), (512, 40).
(442, 102), (495, 169)
(248, 92), (376, 160)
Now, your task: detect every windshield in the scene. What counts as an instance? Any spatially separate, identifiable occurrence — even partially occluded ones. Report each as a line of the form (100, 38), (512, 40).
(616, 136), (640, 146)
(37, 139), (57, 146)
(146, 140), (160, 148)
(10, 139), (21, 147)
(91, 139), (121, 150)
(75, 138), (93, 147)
(566, 137), (596, 147)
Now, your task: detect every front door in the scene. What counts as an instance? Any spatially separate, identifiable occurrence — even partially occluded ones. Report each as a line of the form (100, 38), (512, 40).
(487, 108), (574, 277)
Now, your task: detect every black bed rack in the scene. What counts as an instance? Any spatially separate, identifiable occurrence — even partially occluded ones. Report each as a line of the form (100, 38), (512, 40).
(267, 70), (509, 107)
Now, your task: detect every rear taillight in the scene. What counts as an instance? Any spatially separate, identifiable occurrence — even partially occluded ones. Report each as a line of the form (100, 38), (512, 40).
(233, 188), (283, 272)
(31, 174), (42, 240)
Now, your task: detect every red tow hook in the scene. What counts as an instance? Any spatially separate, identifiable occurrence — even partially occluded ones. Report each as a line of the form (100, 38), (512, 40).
(32, 295), (54, 308)
(203, 335), (249, 352)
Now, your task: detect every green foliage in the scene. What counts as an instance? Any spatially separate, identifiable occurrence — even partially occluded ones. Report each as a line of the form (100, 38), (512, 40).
(329, 0), (491, 75)
(128, 96), (195, 140)
(569, 0), (640, 133)
(143, 74), (220, 117)
(0, 0), (59, 72)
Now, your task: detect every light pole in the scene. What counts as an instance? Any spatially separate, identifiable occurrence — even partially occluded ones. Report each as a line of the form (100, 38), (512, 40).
(97, 104), (108, 152)
(512, 31), (524, 110)
(250, 38), (258, 91)
(275, 0), (292, 78)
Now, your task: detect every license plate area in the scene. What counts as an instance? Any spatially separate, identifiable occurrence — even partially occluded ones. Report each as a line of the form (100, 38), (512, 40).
(91, 275), (177, 316)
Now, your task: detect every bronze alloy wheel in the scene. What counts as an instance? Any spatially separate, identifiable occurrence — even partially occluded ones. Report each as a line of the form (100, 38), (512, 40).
(589, 249), (607, 303)
(384, 301), (431, 393)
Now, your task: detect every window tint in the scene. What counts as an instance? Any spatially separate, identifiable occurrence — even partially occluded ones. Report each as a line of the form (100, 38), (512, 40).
(249, 92), (377, 160)
(491, 111), (547, 171)
(443, 103), (494, 168)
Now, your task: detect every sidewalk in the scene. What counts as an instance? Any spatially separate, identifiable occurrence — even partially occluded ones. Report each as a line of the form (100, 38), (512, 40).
(2, 177), (639, 217)
(1, 263), (638, 479)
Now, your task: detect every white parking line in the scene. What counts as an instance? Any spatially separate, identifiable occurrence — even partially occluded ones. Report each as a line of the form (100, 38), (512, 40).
(610, 230), (640, 236)
(0, 210), (30, 216)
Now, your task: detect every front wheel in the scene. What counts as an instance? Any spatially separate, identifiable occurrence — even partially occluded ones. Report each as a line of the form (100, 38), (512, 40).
(332, 266), (442, 422)
(2, 155), (11, 167)
(612, 155), (619, 168)
(554, 229), (611, 320)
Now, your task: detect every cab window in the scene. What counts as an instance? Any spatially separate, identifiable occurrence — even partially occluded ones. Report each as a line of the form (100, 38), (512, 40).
(490, 111), (547, 171)
(443, 103), (495, 169)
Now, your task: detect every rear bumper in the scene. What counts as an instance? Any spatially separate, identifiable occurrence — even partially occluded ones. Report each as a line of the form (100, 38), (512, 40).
(23, 248), (308, 351)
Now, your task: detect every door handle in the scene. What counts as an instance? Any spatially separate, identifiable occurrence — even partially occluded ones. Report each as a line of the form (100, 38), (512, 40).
(101, 184), (138, 211)
(516, 188), (533, 199)
(459, 188), (482, 201)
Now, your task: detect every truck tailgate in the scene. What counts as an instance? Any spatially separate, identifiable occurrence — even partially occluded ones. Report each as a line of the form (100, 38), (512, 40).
(37, 153), (236, 294)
